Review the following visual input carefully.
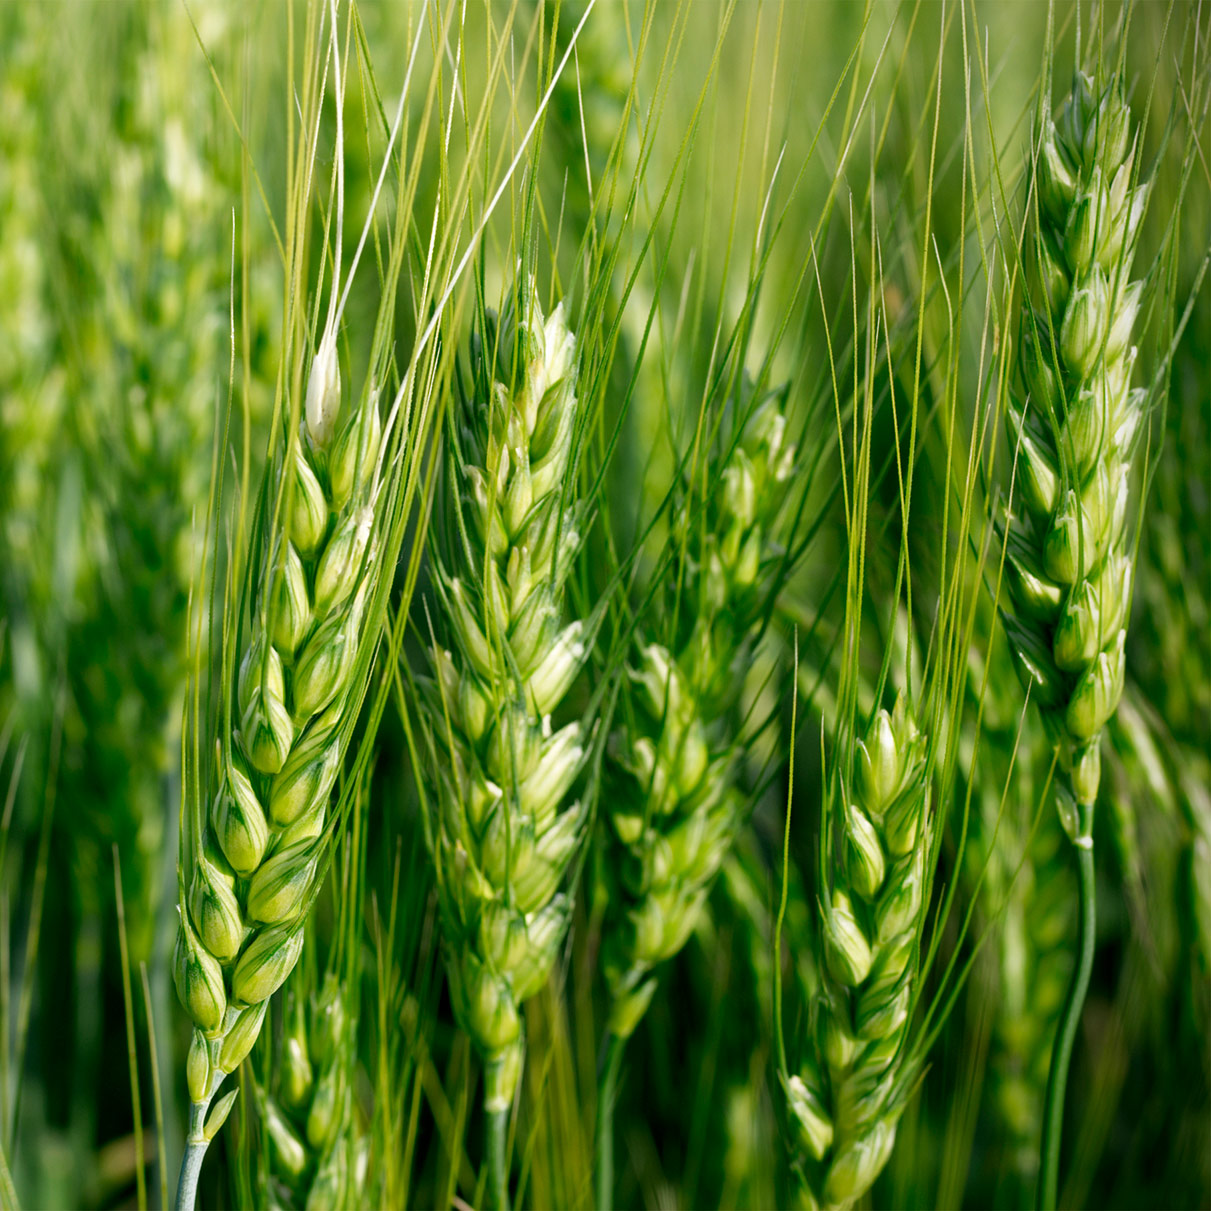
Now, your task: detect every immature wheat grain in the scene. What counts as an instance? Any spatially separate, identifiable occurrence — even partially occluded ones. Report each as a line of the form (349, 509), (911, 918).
(421, 281), (585, 1209)
(784, 697), (928, 1209)
(999, 70), (1149, 1210)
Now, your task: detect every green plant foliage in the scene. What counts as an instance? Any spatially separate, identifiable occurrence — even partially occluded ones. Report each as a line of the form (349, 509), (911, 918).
(0, 3), (1206, 1210)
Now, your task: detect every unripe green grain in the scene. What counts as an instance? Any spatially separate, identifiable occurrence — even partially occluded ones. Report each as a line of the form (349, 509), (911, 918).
(219, 1000), (268, 1074)
(174, 914), (227, 1035)
(232, 924), (306, 1005)
(246, 841), (319, 924)
(212, 772), (270, 876)
(189, 847), (245, 962)
(272, 543), (313, 656)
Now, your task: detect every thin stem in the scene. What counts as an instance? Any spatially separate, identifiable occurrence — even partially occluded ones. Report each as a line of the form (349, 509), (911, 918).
(486, 1103), (510, 1211)
(174, 1100), (211, 1211)
(595, 1032), (625, 1211)
(1037, 803), (1096, 1211)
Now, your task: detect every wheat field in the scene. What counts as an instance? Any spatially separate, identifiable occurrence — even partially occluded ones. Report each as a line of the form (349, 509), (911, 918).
(0, 2), (1208, 1209)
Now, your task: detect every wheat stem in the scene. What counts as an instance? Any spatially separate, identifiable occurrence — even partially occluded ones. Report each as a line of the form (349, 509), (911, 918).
(486, 1105), (511, 1211)
(1038, 802), (1096, 1211)
(594, 1031), (624, 1210)
(174, 1099), (211, 1211)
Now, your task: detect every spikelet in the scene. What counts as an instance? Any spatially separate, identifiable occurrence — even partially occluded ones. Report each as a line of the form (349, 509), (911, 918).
(784, 698), (928, 1209)
(421, 281), (587, 1119)
(1002, 71), (1149, 831)
(601, 380), (795, 1039)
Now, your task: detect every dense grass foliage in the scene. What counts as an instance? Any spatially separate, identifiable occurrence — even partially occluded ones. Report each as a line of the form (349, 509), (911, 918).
(0, 3), (1207, 1209)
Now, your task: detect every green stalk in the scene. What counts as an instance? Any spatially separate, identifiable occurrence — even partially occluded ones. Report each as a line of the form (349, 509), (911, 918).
(595, 1033), (624, 1211)
(174, 1100), (211, 1211)
(486, 1105), (510, 1211)
(1037, 801), (1096, 1211)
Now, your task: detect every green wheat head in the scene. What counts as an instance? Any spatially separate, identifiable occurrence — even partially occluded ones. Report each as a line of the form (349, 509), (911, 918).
(421, 279), (589, 1113)
(785, 697), (929, 1209)
(602, 376), (796, 1038)
(1001, 69), (1149, 833)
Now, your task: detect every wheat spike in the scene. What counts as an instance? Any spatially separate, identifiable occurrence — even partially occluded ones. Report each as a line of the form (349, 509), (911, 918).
(1002, 70), (1148, 829)
(417, 280), (586, 1205)
(784, 697), (929, 1209)
(173, 327), (386, 1181)
(602, 381), (795, 1039)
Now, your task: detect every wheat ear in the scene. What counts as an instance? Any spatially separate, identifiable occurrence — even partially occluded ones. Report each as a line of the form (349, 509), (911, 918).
(593, 383), (793, 1208)
(999, 69), (1149, 1210)
(784, 696), (928, 1209)
(421, 281), (585, 1209)
(601, 384), (795, 1039)
(1003, 69), (1147, 823)
(172, 331), (385, 1207)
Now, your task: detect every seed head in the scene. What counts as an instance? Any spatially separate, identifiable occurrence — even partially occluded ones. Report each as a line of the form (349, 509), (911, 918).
(246, 841), (319, 924)
(824, 1120), (898, 1206)
(218, 1000), (268, 1074)
(264, 1095), (308, 1179)
(314, 507), (373, 614)
(1066, 629), (1126, 742)
(306, 1063), (344, 1151)
(329, 392), (382, 511)
(293, 611), (358, 721)
(269, 715), (343, 827)
(240, 681), (294, 776)
(272, 543), (313, 656)
(189, 843), (245, 962)
(844, 803), (886, 899)
(451, 952), (521, 1056)
(290, 445), (330, 557)
(187, 1032), (212, 1104)
(856, 711), (903, 814)
(786, 1072), (834, 1161)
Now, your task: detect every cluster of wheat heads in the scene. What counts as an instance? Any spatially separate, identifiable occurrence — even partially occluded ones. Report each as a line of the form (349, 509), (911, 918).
(109, 6), (1205, 1211)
